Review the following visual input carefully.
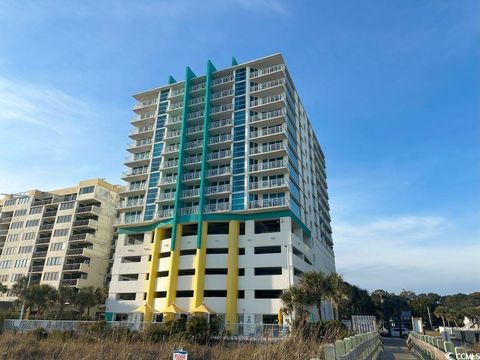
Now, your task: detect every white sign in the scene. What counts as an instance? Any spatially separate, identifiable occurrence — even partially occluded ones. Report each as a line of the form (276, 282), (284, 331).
(173, 350), (188, 360)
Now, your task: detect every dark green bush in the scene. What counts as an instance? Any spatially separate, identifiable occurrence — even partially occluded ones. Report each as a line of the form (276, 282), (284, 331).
(170, 317), (186, 334)
(30, 327), (48, 340)
(144, 323), (170, 343)
(186, 315), (209, 343)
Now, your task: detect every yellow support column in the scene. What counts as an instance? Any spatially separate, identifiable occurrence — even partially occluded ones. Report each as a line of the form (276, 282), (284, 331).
(192, 221), (208, 310)
(225, 220), (239, 332)
(144, 228), (165, 323)
(165, 223), (182, 322)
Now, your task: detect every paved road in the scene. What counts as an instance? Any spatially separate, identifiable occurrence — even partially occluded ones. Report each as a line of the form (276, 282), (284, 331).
(380, 337), (416, 360)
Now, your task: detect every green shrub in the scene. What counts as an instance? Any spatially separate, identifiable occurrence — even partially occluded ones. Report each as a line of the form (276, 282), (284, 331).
(30, 327), (48, 340)
(170, 317), (186, 334)
(144, 323), (170, 343)
(186, 315), (209, 343)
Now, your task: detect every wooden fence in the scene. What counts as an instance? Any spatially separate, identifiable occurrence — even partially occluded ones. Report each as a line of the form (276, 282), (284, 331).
(324, 331), (383, 360)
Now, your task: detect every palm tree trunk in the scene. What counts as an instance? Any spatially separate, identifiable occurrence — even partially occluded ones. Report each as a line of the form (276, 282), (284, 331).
(442, 316), (445, 327)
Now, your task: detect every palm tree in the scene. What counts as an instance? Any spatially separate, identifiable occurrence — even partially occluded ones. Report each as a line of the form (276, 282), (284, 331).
(56, 285), (75, 319)
(325, 273), (348, 320)
(74, 286), (99, 318)
(0, 282), (7, 294)
(298, 271), (328, 321)
(280, 286), (309, 323)
(434, 306), (449, 327)
(27, 284), (57, 317)
(11, 276), (29, 302)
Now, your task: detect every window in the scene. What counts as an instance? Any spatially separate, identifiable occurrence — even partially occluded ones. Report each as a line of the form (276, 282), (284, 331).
(119, 274), (139, 281)
(205, 268), (228, 275)
(4, 199), (16, 206)
(239, 222), (245, 235)
(204, 290), (227, 297)
(239, 248), (245, 255)
(157, 271), (168, 277)
(238, 290), (245, 299)
(79, 186), (95, 195)
(121, 256), (141, 263)
(59, 202), (75, 210)
(178, 269), (195, 276)
(0, 261), (12, 269)
(254, 267), (282, 276)
(182, 224), (198, 236)
(206, 248), (228, 254)
(238, 268), (245, 276)
(155, 291), (167, 298)
(14, 209), (27, 217)
(0, 274), (8, 282)
(18, 246), (33, 254)
(10, 221), (23, 229)
(25, 219), (40, 227)
(18, 197), (30, 204)
(254, 290), (282, 299)
(180, 249), (196, 256)
(29, 207), (43, 215)
(159, 252), (170, 258)
(176, 290), (193, 298)
(14, 259), (29, 268)
(4, 247), (15, 255)
(43, 272), (59, 281)
(207, 222), (229, 235)
(254, 219), (280, 234)
(46, 257), (62, 266)
(118, 293), (136, 300)
(56, 215), (72, 223)
(125, 234), (143, 245)
(6, 234), (19, 242)
(254, 246), (281, 254)
(294, 267), (304, 277)
(11, 273), (23, 282)
(22, 232), (35, 240)
(53, 229), (69, 237)
(50, 242), (65, 251)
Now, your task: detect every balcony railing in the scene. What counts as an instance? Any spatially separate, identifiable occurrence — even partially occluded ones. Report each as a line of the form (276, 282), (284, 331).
(159, 175), (177, 185)
(39, 224), (54, 231)
(250, 78), (285, 92)
(250, 94), (285, 108)
(168, 102), (183, 111)
(127, 138), (152, 149)
(122, 168), (148, 178)
(212, 75), (234, 86)
(207, 150), (231, 161)
(69, 233), (95, 242)
(210, 104), (233, 115)
(170, 88), (184, 97)
(66, 248), (89, 256)
(157, 192), (176, 201)
(133, 98), (157, 110)
(186, 124), (203, 134)
(161, 159), (179, 169)
(164, 144), (180, 153)
(165, 130), (181, 139)
(181, 188), (200, 198)
(211, 89), (234, 100)
(42, 211), (57, 217)
(209, 118), (233, 130)
(36, 237), (51, 244)
(122, 183), (147, 192)
(184, 139), (203, 150)
(30, 265), (44, 272)
(204, 184), (231, 195)
(204, 202), (230, 213)
(249, 197), (287, 209)
(249, 159), (286, 172)
(32, 251), (48, 258)
(189, 96), (205, 106)
(155, 209), (174, 219)
(132, 111), (156, 122)
(124, 153), (151, 163)
(118, 200), (144, 209)
(115, 214), (142, 225)
(76, 205), (100, 214)
(190, 82), (206, 92)
(187, 110), (204, 120)
(166, 115), (182, 125)
(249, 142), (285, 155)
(182, 172), (201, 181)
(183, 155), (202, 165)
(0, 217), (12, 224)
(73, 219), (97, 227)
(62, 279), (79, 286)
(63, 263), (89, 271)
(249, 178), (287, 190)
(205, 167), (231, 178)
(250, 64), (285, 79)
(128, 126), (154, 136)
(249, 125), (286, 139)
(208, 134), (232, 145)
(179, 206), (199, 216)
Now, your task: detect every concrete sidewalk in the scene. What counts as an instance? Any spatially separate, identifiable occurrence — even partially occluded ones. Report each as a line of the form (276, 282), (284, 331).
(380, 337), (416, 360)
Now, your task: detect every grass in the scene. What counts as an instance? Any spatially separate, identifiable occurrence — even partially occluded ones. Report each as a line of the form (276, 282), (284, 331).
(0, 329), (332, 360)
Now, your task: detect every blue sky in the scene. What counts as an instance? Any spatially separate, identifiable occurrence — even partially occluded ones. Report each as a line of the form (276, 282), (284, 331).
(0, 0), (478, 295)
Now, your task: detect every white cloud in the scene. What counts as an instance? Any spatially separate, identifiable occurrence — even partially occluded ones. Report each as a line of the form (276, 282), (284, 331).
(333, 215), (480, 295)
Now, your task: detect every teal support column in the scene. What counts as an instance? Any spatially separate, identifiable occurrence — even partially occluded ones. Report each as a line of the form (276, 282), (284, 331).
(168, 75), (177, 84)
(196, 60), (216, 248)
(171, 66), (196, 250)
(231, 57), (238, 66)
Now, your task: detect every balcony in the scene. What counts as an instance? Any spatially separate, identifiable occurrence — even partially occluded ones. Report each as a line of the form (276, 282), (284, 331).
(127, 138), (152, 151)
(39, 224), (54, 231)
(165, 129), (181, 139)
(121, 168), (149, 180)
(249, 142), (286, 157)
(169, 88), (184, 98)
(164, 144), (180, 154)
(210, 104), (233, 116)
(124, 153), (151, 165)
(118, 199), (144, 209)
(30, 265), (44, 273)
(161, 159), (179, 169)
(182, 172), (201, 182)
(211, 75), (234, 87)
(76, 205), (100, 215)
(187, 110), (204, 121)
(249, 159), (287, 174)
(155, 208), (174, 219)
(32, 198), (53, 206)
(185, 124), (203, 135)
(250, 94), (285, 109)
(159, 175), (177, 185)
(133, 98), (157, 110)
(184, 139), (203, 151)
(115, 214), (143, 225)
(156, 192), (176, 202)
(0, 217), (12, 224)
(208, 133), (232, 146)
(190, 82), (206, 93)
(166, 115), (182, 126)
(250, 78), (285, 93)
(131, 111), (156, 124)
(36, 236), (51, 244)
(179, 206), (199, 216)
(249, 125), (286, 141)
(204, 184), (231, 196)
(42, 210), (57, 218)
(249, 178), (288, 192)
(249, 197), (287, 209)
(181, 188), (200, 199)
(63, 263), (89, 272)
(128, 125), (154, 138)
(205, 167), (231, 178)
(183, 155), (202, 166)
(250, 64), (285, 79)
(69, 233), (96, 243)
(167, 102), (183, 112)
(189, 96), (205, 107)
(210, 89), (234, 101)
(32, 250), (48, 258)
(209, 118), (233, 132)
(120, 183), (147, 193)
(62, 279), (80, 287)
(207, 150), (231, 162)
(0, 229), (8, 236)
(66, 248), (92, 257)
(204, 202), (230, 213)
(72, 219), (98, 228)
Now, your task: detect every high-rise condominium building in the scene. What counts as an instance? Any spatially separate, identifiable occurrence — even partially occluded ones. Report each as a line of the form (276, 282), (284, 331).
(107, 53), (335, 326)
(0, 179), (120, 301)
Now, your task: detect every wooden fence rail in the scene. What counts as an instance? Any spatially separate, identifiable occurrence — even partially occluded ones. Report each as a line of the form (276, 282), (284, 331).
(324, 331), (383, 360)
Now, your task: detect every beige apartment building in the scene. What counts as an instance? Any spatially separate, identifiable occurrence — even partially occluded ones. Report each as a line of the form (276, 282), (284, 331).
(0, 179), (120, 301)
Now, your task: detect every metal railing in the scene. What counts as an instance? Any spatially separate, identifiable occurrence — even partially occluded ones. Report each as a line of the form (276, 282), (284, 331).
(1, 320), (144, 333)
(131, 111), (156, 122)
(210, 103), (233, 115)
(76, 205), (100, 214)
(184, 139), (203, 149)
(185, 124), (203, 134)
(157, 192), (176, 201)
(208, 133), (232, 144)
(122, 183), (147, 192)
(182, 172), (201, 181)
(179, 206), (199, 216)
(187, 110), (204, 120)
(249, 159), (287, 172)
(128, 126), (154, 136)
(205, 167), (231, 177)
(168, 102), (183, 111)
(209, 118), (233, 129)
(250, 94), (285, 108)
(161, 159), (179, 169)
(249, 142), (285, 155)
(188, 96), (205, 106)
(164, 144), (180, 153)
(251, 78), (285, 92)
(249, 125), (286, 139)
(250, 64), (285, 78)
(211, 89), (234, 100)
(124, 153), (151, 163)
(159, 175), (177, 184)
(249, 197), (287, 209)
(183, 155), (202, 165)
(204, 202), (230, 213)
(211, 75), (234, 86)
(122, 168), (148, 178)
(155, 209), (174, 219)
(207, 150), (231, 161)
(118, 200), (144, 209)
(133, 98), (157, 109)
(166, 115), (182, 125)
(165, 129), (181, 138)
(115, 214), (142, 225)
(181, 188), (200, 198)
(204, 184), (231, 195)
(250, 108), (286, 124)
(249, 178), (287, 190)
(69, 233), (95, 242)
(190, 82), (206, 92)
(169, 88), (184, 97)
